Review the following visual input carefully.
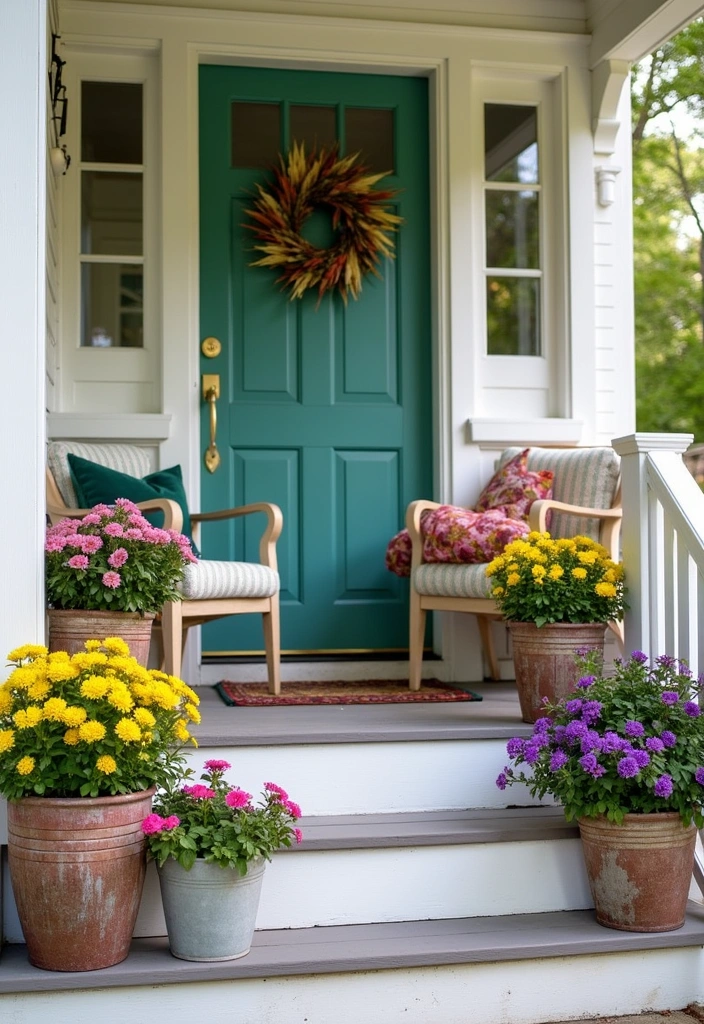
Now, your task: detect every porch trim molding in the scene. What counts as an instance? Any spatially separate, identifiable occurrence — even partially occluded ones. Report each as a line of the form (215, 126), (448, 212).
(465, 418), (583, 446)
(47, 413), (172, 442)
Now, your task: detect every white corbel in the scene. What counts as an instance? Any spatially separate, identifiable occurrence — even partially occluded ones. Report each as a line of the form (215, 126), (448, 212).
(592, 59), (630, 156)
(595, 165), (621, 206)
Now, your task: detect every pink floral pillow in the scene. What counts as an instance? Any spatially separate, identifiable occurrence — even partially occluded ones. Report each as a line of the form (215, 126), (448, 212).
(474, 449), (553, 522)
(385, 507), (530, 577)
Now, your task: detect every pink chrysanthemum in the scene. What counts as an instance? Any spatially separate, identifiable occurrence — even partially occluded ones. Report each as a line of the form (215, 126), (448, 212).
(163, 815), (180, 830)
(264, 782), (288, 800)
(102, 571), (121, 589)
(63, 534), (83, 548)
(108, 547), (129, 568)
(293, 828), (303, 844)
(103, 522), (124, 537)
(80, 535), (103, 554)
(45, 535), (67, 552)
(141, 813), (168, 835)
(124, 528), (143, 540)
(67, 554), (89, 570)
(225, 788), (252, 809)
(204, 759), (232, 772)
(81, 512), (102, 525)
(284, 799), (302, 819)
(182, 784), (215, 799)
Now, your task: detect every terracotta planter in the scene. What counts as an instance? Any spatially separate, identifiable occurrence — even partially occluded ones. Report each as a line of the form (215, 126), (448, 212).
(578, 812), (696, 932)
(47, 608), (155, 667)
(8, 788), (155, 971)
(508, 621), (607, 723)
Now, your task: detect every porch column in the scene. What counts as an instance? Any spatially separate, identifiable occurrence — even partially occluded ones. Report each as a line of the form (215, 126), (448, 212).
(612, 432), (694, 657)
(0, 0), (47, 671)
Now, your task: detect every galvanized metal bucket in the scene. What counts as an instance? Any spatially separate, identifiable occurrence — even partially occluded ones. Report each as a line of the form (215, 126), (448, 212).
(157, 856), (266, 961)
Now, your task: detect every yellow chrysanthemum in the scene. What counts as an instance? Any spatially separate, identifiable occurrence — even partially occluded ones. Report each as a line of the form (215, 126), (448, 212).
(556, 538), (577, 551)
(115, 718), (142, 743)
(63, 728), (80, 746)
(7, 666), (36, 691)
(184, 702), (201, 724)
(174, 718), (191, 743)
(7, 644), (48, 663)
(577, 550), (599, 565)
(13, 707), (43, 729)
(0, 687), (14, 715)
(107, 688), (134, 713)
(62, 705), (88, 727)
(80, 675), (110, 700)
(72, 652), (108, 669)
(492, 586), (505, 597)
(96, 754), (117, 775)
(150, 682), (180, 710)
(29, 679), (51, 701)
(103, 637), (130, 657)
(507, 572), (521, 587)
(531, 565), (547, 579)
(42, 697), (68, 723)
(571, 567), (588, 580)
(548, 564), (564, 580)
(47, 661), (80, 682)
(507, 563), (519, 573)
(133, 707), (156, 729)
(183, 685), (200, 705)
(84, 639), (103, 651)
(0, 729), (16, 752)
(130, 682), (153, 705)
(16, 756), (35, 776)
(595, 581), (617, 598)
(79, 720), (106, 743)
(141, 730), (153, 744)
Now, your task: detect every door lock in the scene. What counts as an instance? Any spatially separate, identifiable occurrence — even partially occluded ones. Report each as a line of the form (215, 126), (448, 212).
(201, 336), (222, 359)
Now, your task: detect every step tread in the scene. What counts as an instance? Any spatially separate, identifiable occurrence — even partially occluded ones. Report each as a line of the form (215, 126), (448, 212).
(292, 806), (578, 850)
(3, 907), (704, 994)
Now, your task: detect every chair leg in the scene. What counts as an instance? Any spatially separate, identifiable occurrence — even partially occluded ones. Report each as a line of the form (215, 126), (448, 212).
(162, 601), (183, 678)
(477, 615), (501, 681)
(263, 594), (281, 696)
(408, 590), (427, 691)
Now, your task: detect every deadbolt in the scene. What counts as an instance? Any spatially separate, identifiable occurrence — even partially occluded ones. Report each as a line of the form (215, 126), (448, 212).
(201, 336), (222, 359)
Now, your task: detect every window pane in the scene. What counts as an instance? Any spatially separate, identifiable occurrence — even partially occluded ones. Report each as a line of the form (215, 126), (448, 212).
(485, 105), (537, 184)
(81, 172), (142, 256)
(486, 277), (540, 355)
(290, 105), (337, 152)
(81, 263), (144, 348)
(486, 190), (539, 269)
(82, 82), (142, 164)
(345, 107), (394, 173)
(231, 102), (281, 168)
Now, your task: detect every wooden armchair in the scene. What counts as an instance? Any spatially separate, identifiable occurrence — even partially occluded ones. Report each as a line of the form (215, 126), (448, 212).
(45, 441), (283, 691)
(406, 446), (623, 690)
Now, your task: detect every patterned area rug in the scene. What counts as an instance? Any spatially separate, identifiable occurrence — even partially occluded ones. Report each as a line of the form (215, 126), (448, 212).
(214, 680), (482, 706)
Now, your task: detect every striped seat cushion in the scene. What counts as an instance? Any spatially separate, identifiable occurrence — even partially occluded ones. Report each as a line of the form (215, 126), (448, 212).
(499, 446), (620, 541)
(48, 442), (151, 509)
(413, 563), (493, 599)
(181, 560), (279, 600)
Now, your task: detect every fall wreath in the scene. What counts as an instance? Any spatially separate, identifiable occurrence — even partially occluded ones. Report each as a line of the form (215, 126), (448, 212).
(245, 142), (402, 303)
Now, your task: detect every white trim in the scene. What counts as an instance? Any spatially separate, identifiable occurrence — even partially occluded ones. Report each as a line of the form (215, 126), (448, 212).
(466, 417), (583, 445)
(47, 412), (172, 441)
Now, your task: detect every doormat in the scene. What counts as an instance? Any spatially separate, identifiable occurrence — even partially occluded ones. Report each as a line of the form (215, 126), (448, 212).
(214, 680), (482, 706)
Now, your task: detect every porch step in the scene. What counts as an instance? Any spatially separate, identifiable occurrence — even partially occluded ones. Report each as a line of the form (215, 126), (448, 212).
(3, 909), (704, 1024)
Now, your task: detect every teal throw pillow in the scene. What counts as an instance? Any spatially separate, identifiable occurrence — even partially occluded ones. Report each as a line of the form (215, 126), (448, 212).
(67, 454), (197, 551)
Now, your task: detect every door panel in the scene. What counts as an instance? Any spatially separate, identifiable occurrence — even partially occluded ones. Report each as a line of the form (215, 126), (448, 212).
(199, 65), (431, 654)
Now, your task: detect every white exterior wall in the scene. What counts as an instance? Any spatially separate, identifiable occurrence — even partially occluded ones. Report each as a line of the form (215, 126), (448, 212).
(53, 0), (638, 679)
(46, 0), (62, 412)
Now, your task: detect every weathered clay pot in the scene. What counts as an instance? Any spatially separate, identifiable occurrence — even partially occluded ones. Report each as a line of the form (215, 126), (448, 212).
(578, 812), (696, 932)
(47, 609), (155, 667)
(8, 788), (155, 971)
(158, 857), (266, 961)
(508, 621), (607, 723)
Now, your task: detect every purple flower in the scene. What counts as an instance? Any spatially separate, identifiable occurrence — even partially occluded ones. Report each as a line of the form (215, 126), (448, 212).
(580, 730), (602, 754)
(661, 730), (677, 748)
(574, 645), (596, 657)
(654, 773), (674, 798)
(617, 756), (640, 778)
(577, 675), (595, 689)
(523, 744), (540, 765)
(678, 662), (693, 678)
(565, 720), (588, 743)
(601, 731), (622, 754)
(632, 749), (651, 768)
(579, 753), (605, 777)
(565, 699), (583, 715)
(553, 725), (567, 746)
(657, 655), (677, 668)
(496, 772), (508, 791)
(631, 651), (648, 664)
(661, 691), (679, 706)
(624, 720), (645, 738)
(550, 750), (569, 771)
(695, 767), (704, 785)
(582, 701), (603, 725)
(684, 701), (701, 718)
(506, 737), (525, 758)
(646, 736), (665, 753)
(533, 717), (552, 733)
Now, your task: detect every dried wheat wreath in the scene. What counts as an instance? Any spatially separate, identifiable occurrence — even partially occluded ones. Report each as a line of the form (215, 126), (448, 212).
(245, 142), (402, 304)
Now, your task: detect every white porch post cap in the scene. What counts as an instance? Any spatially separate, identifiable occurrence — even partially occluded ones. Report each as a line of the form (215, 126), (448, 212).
(612, 432), (694, 456)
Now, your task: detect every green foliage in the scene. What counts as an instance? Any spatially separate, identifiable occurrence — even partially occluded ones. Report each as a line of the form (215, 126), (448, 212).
(499, 650), (704, 827)
(486, 532), (626, 627)
(143, 762), (302, 875)
(0, 639), (199, 800)
(46, 500), (196, 615)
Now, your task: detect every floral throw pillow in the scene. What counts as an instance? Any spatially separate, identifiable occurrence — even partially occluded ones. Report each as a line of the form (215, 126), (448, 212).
(474, 448), (554, 522)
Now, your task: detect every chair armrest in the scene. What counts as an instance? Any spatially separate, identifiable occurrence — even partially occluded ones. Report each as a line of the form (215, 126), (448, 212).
(47, 498), (183, 535)
(528, 499), (622, 561)
(405, 500), (441, 571)
(191, 503), (283, 570)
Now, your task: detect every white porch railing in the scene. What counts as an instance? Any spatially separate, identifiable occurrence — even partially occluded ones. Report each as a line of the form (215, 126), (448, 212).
(613, 433), (704, 674)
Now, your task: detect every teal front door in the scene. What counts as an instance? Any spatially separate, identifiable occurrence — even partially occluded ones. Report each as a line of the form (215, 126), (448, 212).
(199, 65), (431, 655)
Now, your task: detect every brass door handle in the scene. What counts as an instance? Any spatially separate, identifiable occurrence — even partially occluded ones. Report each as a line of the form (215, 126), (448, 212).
(202, 374), (221, 473)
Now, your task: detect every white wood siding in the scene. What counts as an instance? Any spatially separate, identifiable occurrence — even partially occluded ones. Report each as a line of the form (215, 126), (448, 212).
(46, 0), (61, 412)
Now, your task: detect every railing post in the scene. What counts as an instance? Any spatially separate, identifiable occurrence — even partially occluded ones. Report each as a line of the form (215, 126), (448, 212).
(612, 433), (693, 658)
